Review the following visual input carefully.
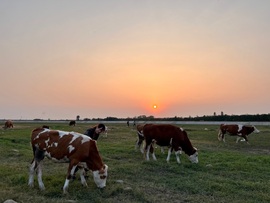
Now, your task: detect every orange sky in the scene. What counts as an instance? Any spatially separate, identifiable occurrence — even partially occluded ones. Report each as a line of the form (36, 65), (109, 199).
(1, 1), (270, 120)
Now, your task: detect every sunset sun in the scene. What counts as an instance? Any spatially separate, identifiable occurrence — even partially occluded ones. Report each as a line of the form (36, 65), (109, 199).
(153, 104), (157, 109)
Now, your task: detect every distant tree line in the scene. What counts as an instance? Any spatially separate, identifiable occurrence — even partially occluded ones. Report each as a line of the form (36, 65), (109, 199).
(86, 113), (270, 122)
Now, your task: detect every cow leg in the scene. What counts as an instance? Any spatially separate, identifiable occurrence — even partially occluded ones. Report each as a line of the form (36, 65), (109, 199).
(140, 141), (145, 154)
(79, 168), (88, 187)
(63, 161), (79, 194)
(37, 161), (45, 190)
(29, 148), (45, 190)
(135, 138), (144, 154)
(28, 159), (36, 187)
(160, 147), (165, 154)
(236, 136), (242, 143)
(145, 144), (151, 161)
(175, 150), (182, 164)
(166, 148), (172, 163)
(151, 144), (157, 161)
(221, 134), (226, 142)
(242, 135), (250, 144)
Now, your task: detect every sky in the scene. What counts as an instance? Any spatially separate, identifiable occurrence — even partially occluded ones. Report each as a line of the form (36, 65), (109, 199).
(1, 0), (270, 120)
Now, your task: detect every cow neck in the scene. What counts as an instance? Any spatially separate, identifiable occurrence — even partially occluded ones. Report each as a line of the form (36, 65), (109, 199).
(180, 133), (195, 156)
(87, 140), (104, 171)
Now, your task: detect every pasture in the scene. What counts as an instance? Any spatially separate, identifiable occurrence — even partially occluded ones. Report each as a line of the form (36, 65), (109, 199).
(0, 121), (270, 203)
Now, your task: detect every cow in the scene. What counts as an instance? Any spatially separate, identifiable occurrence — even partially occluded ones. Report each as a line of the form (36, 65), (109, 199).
(69, 120), (76, 126)
(142, 124), (198, 164)
(218, 124), (260, 144)
(28, 127), (108, 193)
(3, 120), (13, 129)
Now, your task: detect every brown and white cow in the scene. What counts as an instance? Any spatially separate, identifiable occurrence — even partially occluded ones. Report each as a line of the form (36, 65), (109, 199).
(142, 124), (198, 164)
(3, 120), (13, 129)
(28, 127), (108, 193)
(218, 124), (260, 144)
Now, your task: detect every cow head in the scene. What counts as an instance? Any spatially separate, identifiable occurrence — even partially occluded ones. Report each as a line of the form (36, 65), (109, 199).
(92, 164), (108, 188)
(188, 148), (198, 164)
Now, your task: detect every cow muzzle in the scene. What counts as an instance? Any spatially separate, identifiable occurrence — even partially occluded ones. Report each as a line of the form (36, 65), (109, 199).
(93, 164), (108, 188)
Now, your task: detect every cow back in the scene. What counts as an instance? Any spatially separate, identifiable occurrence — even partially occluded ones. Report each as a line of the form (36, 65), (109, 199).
(31, 128), (92, 162)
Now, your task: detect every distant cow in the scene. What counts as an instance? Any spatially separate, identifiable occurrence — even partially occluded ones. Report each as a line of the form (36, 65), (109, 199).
(28, 127), (108, 193)
(218, 124), (260, 144)
(3, 120), (13, 129)
(142, 124), (198, 164)
(69, 120), (76, 126)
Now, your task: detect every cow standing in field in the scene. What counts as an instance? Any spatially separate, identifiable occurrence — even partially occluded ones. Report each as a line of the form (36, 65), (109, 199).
(3, 120), (13, 129)
(28, 127), (108, 193)
(218, 124), (260, 144)
(69, 120), (76, 126)
(142, 124), (198, 164)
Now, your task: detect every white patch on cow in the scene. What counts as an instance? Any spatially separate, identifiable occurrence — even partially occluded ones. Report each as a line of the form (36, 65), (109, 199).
(92, 165), (108, 188)
(58, 130), (68, 138)
(33, 129), (49, 141)
(169, 138), (173, 145)
(57, 130), (90, 145)
(54, 142), (58, 147)
(238, 124), (243, 133)
(44, 151), (52, 159)
(44, 138), (50, 148)
(179, 127), (184, 131)
(68, 145), (75, 153)
(70, 132), (90, 144)
(45, 151), (69, 162)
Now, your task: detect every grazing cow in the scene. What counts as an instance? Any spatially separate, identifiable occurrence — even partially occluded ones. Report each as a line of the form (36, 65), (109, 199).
(142, 124), (198, 164)
(69, 120), (76, 126)
(218, 124), (260, 144)
(28, 127), (108, 193)
(3, 120), (13, 129)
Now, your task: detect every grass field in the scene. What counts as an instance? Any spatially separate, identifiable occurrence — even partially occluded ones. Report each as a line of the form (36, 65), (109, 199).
(0, 122), (270, 203)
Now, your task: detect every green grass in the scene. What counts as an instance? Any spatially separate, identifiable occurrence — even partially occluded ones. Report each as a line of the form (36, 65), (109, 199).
(0, 122), (270, 203)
